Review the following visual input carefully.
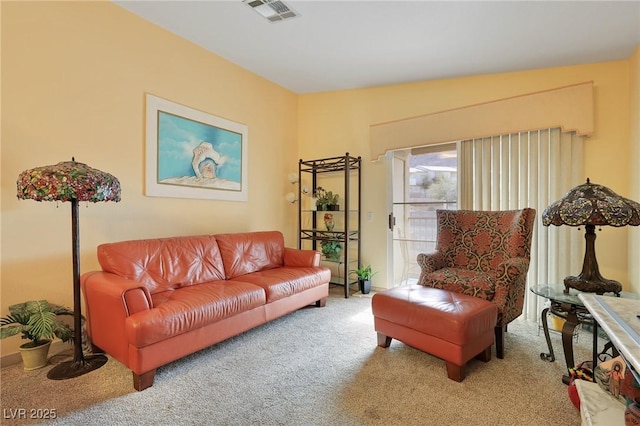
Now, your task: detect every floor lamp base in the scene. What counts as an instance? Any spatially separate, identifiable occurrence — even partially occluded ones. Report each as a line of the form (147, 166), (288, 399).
(47, 354), (108, 380)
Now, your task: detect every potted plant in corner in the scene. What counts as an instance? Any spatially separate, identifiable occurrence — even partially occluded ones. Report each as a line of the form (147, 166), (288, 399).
(350, 265), (378, 294)
(0, 300), (74, 370)
(313, 187), (339, 211)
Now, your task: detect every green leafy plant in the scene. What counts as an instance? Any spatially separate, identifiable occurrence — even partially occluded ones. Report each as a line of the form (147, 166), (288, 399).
(320, 240), (342, 260)
(0, 300), (75, 347)
(313, 187), (339, 210)
(350, 264), (378, 281)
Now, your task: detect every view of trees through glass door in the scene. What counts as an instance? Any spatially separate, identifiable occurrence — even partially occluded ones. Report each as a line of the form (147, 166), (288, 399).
(390, 144), (457, 286)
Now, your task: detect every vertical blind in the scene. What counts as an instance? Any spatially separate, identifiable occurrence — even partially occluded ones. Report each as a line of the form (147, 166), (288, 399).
(459, 128), (584, 321)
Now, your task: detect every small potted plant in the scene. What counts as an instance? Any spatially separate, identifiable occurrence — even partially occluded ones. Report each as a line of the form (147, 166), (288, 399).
(313, 187), (339, 211)
(0, 300), (75, 370)
(320, 240), (342, 260)
(350, 264), (378, 294)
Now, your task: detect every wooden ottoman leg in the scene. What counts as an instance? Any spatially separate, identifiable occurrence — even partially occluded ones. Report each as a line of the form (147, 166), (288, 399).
(475, 345), (492, 362)
(445, 362), (465, 382)
(377, 333), (392, 348)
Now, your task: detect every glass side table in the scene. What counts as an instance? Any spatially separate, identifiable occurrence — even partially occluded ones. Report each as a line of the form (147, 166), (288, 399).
(530, 284), (627, 384)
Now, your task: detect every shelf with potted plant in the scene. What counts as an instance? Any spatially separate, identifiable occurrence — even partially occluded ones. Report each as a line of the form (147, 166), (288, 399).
(297, 154), (361, 298)
(313, 187), (340, 211)
(318, 238), (359, 286)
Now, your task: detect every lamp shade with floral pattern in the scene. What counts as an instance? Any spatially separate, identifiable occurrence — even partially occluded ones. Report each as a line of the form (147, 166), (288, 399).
(17, 159), (121, 203)
(542, 178), (640, 228)
(542, 178), (640, 295)
(16, 158), (120, 380)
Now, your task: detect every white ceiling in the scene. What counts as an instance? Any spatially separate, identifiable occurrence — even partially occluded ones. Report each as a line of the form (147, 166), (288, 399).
(114, 1), (640, 94)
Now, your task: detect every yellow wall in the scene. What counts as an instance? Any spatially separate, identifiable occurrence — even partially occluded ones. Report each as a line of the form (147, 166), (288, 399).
(1, 2), (299, 355)
(298, 61), (636, 293)
(1, 1), (638, 358)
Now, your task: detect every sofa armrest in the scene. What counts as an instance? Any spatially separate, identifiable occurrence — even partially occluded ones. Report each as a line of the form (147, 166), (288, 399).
(492, 257), (530, 324)
(80, 271), (152, 362)
(284, 247), (321, 267)
(82, 271), (152, 316)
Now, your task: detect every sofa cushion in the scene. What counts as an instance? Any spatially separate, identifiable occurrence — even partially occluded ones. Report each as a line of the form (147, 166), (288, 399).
(126, 281), (266, 347)
(97, 235), (227, 295)
(215, 231), (285, 279)
(235, 266), (332, 303)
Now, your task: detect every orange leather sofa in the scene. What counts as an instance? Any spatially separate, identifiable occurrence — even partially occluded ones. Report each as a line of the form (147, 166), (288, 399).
(80, 231), (330, 391)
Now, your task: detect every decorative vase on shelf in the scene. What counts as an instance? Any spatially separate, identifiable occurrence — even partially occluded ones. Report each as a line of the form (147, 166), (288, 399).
(324, 213), (335, 231)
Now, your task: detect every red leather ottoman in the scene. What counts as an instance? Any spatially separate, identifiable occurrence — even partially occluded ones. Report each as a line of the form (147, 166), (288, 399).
(372, 285), (498, 382)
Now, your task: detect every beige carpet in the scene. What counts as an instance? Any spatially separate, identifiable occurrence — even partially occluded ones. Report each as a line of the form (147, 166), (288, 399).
(1, 286), (590, 425)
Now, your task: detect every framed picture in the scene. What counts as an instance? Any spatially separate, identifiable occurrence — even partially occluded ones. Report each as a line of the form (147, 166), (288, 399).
(145, 94), (248, 201)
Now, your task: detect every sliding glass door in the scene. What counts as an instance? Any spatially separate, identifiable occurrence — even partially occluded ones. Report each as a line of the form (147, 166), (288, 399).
(389, 144), (457, 286)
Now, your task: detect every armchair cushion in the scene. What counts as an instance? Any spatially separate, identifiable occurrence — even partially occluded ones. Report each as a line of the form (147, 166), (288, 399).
(421, 268), (495, 301)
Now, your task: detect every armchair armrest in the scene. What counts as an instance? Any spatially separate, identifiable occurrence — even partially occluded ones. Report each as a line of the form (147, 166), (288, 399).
(284, 247), (321, 267)
(417, 251), (446, 274)
(492, 257), (530, 323)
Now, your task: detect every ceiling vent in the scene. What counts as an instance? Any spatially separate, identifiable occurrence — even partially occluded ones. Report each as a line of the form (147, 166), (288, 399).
(243, 0), (300, 23)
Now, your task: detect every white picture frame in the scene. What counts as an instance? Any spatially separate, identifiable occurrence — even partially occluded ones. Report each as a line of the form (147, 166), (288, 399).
(145, 94), (248, 202)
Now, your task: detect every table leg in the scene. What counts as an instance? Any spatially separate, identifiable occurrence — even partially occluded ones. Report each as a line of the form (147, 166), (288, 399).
(561, 306), (579, 384)
(539, 307), (555, 362)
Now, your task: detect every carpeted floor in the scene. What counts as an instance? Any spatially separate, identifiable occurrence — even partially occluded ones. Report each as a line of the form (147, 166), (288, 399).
(1, 285), (591, 425)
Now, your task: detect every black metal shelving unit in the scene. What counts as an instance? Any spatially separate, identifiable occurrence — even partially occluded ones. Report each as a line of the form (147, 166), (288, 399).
(297, 153), (361, 298)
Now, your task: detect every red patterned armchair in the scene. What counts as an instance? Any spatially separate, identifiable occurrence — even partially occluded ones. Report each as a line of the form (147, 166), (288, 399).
(417, 208), (536, 359)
